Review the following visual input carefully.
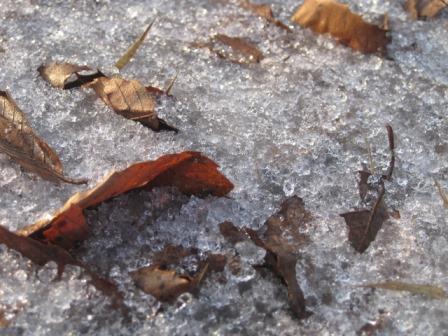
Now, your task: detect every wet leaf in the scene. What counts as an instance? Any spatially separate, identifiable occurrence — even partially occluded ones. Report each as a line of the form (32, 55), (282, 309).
(115, 20), (154, 70)
(18, 151), (233, 248)
(362, 281), (447, 299)
(341, 125), (395, 253)
(38, 63), (104, 90)
(131, 263), (209, 302)
(221, 196), (313, 319)
(0, 91), (87, 184)
(434, 178), (448, 208)
(0, 225), (124, 307)
(406, 0), (447, 19)
(291, 0), (390, 54)
(240, 0), (292, 32)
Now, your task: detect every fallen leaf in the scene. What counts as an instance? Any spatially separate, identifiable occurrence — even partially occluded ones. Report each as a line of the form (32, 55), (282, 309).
(131, 263), (209, 302)
(341, 125), (395, 253)
(152, 245), (198, 266)
(291, 0), (390, 54)
(362, 281), (447, 299)
(115, 20), (154, 70)
(240, 0), (292, 32)
(37, 63), (104, 90)
(406, 0), (447, 19)
(0, 91), (87, 184)
(434, 178), (448, 208)
(38, 65), (177, 132)
(215, 34), (264, 63)
(0, 225), (124, 307)
(220, 196), (313, 319)
(18, 151), (233, 248)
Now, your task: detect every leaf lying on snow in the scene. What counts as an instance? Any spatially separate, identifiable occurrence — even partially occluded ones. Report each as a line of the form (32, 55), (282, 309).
(193, 34), (264, 65)
(406, 0), (447, 19)
(240, 0), (292, 32)
(434, 178), (448, 208)
(291, 0), (390, 54)
(18, 151), (233, 248)
(221, 196), (313, 319)
(362, 281), (447, 299)
(0, 91), (87, 184)
(38, 64), (177, 132)
(341, 125), (395, 253)
(131, 263), (209, 302)
(0, 225), (124, 308)
(115, 20), (154, 70)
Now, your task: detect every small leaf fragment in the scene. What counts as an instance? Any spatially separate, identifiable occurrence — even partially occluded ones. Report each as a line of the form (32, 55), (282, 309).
(115, 20), (154, 70)
(434, 178), (448, 208)
(406, 0), (447, 19)
(18, 151), (233, 248)
(240, 0), (292, 32)
(38, 63), (104, 89)
(215, 34), (264, 63)
(362, 281), (447, 299)
(131, 263), (209, 302)
(291, 0), (390, 54)
(0, 91), (87, 184)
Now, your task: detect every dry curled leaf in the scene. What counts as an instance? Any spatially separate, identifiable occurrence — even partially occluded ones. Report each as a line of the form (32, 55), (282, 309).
(38, 64), (177, 132)
(115, 20), (154, 70)
(0, 91), (87, 184)
(291, 0), (390, 54)
(37, 63), (104, 90)
(406, 0), (447, 19)
(240, 0), (292, 32)
(0, 225), (124, 308)
(18, 151), (233, 248)
(131, 263), (209, 302)
(341, 125), (395, 253)
(362, 281), (447, 299)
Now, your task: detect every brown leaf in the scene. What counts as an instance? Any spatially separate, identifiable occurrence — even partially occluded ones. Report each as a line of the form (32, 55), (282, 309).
(406, 0), (447, 19)
(240, 0), (292, 32)
(38, 63), (104, 90)
(86, 76), (177, 132)
(0, 225), (124, 308)
(362, 281), (447, 299)
(131, 263), (209, 302)
(291, 0), (390, 54)
(18, 151), (233, 248)
(152, 245), (199, 266)
(0, 91), (87, 184)
(220, 196), (313, 319)
(341, 125), (395, 253)
(215, 34), (264, 63)
(0, 310), (10, 328)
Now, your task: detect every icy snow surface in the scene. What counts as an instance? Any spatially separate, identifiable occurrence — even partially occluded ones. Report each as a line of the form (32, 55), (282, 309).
(1, 0), (447, 335)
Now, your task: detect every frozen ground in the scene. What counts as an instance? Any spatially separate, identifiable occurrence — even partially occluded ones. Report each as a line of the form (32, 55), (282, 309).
(0, 0), (447, 335)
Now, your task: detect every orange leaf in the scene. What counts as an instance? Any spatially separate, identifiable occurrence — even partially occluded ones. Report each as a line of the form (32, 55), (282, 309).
(291, 0), (390, 54)
(18, 151), (233, 248)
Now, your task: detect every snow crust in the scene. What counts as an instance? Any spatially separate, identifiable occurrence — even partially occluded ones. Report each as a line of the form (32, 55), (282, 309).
(0, 0), (447, 334)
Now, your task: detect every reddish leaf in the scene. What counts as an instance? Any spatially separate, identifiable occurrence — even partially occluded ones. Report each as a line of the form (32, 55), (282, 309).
(18, 151), (233, 248)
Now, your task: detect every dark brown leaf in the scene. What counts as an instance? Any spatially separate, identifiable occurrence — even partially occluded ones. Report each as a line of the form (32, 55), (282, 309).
(131, 263), (209, 302)
(219, 221), (249, 244)
(0, 91), (87, 184)
(38, 63), (104, 90)
(341, 125), (395, 253)
(18, 151), (233, 248)
(240, 0), (292, 32)
(0, 225), (124, 308)
(291, 0), (390, 54)
(406, 0), (447, 19)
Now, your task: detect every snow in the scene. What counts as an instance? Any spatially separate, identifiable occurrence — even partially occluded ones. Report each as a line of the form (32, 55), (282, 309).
(0, 0), (447, 335)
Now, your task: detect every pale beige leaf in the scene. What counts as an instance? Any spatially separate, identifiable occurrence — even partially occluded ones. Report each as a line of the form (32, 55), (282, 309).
(38, 63), (92, 89)
(115, 20), (154, 70)
(291, 0), (390, 54)
(363, 281), (447, 299)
